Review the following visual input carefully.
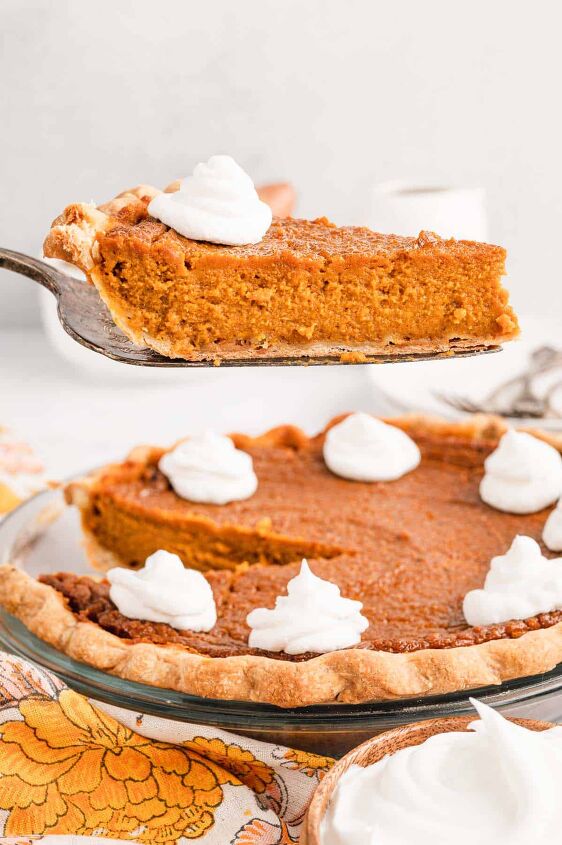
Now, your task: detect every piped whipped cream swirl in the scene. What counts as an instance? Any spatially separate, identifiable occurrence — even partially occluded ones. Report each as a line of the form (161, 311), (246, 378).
(323, 413), (421, 482)
(159, 432), (258, 505)
(148, 155), (272, 245)
(107, 550), (216, 631)
(479, 430), (562, 514)
(246, 560), (369, 654)
(321, 699), (562, 845)
(463, 535), (562, 626)
(544, 499), (562, 551)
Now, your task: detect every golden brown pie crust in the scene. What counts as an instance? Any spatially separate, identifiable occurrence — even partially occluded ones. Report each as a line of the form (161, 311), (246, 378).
(2, 415), (562, 707)
(43, 185), (518, 362)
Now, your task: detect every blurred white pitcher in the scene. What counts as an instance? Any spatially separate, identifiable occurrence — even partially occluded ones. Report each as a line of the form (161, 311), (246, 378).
(365, 182), (488, 242)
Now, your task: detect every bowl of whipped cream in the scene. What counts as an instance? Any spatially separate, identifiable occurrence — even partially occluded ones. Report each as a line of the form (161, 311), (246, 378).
(304, 699), (556, 845)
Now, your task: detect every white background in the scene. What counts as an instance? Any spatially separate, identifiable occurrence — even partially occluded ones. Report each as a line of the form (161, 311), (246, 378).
(2, 0), (562, 325)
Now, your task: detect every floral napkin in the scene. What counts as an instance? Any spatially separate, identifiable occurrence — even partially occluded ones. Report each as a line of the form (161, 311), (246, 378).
(0, 654), (333, 843)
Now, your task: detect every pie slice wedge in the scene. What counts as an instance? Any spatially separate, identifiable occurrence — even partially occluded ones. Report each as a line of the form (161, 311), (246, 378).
(43, 184), (518, 362)
(1, 415), (562, 707)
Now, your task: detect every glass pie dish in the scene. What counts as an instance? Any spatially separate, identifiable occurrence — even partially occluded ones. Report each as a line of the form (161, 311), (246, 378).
(1, 485), (562, 758)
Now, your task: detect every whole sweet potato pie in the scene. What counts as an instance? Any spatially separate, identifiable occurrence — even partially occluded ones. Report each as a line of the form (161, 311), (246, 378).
(1, 415), (562, 708)
(42, 184), (519, 362)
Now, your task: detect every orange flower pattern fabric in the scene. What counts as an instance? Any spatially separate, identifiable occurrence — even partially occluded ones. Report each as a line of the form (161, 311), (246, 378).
(0, 655), (333, 843)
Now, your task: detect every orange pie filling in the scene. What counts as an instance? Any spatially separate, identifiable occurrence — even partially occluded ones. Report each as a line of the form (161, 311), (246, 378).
(61, 420), (561, 659)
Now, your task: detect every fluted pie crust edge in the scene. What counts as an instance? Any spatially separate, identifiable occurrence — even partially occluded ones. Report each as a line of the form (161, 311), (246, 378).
(1, 414), (562, 707)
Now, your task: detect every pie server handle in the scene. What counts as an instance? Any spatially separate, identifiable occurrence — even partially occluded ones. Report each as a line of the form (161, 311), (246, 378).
(0, 247), (70, 297)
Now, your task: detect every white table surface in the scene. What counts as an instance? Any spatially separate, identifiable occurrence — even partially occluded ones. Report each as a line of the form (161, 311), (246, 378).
(1, 327), (395, 479)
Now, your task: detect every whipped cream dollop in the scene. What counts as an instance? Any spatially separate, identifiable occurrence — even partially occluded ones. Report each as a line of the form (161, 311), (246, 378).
(479, 430), (562, 514)
(321, 699), (562, 845)
(323, 413), (421, 482)
(147, 155), (272, 245)
(0, 430), (46, 516)
(107, 549), (216, 631)
(159, 432), (258, 505)
(544, 499), (562, 551)
(463, 535), (562, 626)
(246, 559), (368, 654)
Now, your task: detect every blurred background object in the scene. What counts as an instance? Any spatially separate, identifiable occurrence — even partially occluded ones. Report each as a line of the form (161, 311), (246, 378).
(367, 316), (562, 424)
(365, 183), (488, 241)
(0, 426), (46, 519)
(257, 183), (296, 218)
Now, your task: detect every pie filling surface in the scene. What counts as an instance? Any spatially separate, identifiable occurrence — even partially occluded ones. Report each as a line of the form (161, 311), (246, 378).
(61, 421), (560, 660)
